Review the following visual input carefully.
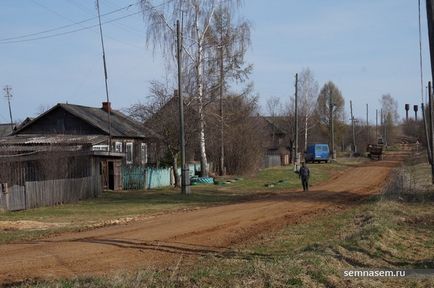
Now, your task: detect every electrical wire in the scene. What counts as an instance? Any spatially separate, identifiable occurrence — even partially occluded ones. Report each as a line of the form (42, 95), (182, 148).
(0, 11), (142, 44)
(0, 0), (172, 45)
(0, 3), (136, 42)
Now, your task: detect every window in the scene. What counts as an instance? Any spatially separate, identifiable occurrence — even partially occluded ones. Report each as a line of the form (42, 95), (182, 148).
(115, 141), (122, 152)
(126, 142), (133, 164)
(141, 143), (148, 165)
(92, 144), (109, 151)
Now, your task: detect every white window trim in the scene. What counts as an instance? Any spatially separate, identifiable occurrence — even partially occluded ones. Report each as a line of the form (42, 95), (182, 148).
(115, 141), (123, 153)
(141, 143), (148, 165)
(126, 142), (133, 164)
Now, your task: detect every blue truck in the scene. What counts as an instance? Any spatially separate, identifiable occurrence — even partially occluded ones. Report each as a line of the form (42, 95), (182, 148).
(304, 144), (330, 163)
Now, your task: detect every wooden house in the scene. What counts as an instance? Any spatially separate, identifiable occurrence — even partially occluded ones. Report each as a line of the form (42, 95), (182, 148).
(257, 116), (292, 167)
(10, 102), (161, 190)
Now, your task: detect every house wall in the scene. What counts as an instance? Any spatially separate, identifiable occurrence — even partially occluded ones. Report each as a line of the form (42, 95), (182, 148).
(111, 139), (151, 167)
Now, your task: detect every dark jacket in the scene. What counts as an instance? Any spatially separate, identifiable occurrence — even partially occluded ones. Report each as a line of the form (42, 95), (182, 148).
(299, 166), (310, 179)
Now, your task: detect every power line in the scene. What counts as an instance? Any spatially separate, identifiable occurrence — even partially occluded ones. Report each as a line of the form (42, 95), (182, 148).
(0, 11), (142, 44)
(0, 1), (172, 45)
(0, 3), (137, 42)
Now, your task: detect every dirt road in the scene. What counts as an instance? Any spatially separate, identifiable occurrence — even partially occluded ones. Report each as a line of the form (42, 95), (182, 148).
(0, 151), (409, 284)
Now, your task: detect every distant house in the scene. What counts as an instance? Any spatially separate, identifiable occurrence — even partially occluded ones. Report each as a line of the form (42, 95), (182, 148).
(257, 116), (292, 168)
(10, 102), (161, 190)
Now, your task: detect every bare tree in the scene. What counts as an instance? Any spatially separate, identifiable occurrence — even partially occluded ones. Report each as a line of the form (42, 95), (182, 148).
(298, 68), (319, 151)
(139, 0), (247, 177)
(206, 86), (264, 175)
(265, 96), (284, 146)
(124, 81), (172, 122)
(316, 81), (346, 152)
(126, 82), (196, 187)
(380, 94), (399, 145)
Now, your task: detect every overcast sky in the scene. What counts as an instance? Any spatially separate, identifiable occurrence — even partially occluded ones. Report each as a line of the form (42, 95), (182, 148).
(0, 0), (431, 123)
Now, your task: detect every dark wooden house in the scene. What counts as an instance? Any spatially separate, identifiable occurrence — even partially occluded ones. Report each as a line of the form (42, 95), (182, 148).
(257, 116), (292, 167)
(11, 102), (161, 190)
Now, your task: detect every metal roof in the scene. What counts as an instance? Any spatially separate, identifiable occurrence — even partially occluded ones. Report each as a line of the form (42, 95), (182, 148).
(0, 134), (107, 145)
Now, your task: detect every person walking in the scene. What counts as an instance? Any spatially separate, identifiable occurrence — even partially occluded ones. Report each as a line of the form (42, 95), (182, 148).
(299, 162), (310, 191)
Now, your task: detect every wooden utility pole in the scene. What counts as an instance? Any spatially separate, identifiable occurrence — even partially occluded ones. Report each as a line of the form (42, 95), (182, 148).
(96, 0), (112, 151)
(366, 103), (369, 144)
(429, 82), (434, 183)
(426, 0), (434, 183)
(350, 100), (357, 154)
(219, 23), (225, 176)
(426, 0), (434, 80)
(3, 85), (14, 131)
(329, 86), (335, 160)
(375, 109), (378, 142)
(177, 20), (190, 194)
(422, 100), (432, 164)
(294, 73), (299, 168)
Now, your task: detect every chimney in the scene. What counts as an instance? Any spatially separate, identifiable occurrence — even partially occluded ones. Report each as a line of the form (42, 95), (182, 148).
(102, 102), (111, 113)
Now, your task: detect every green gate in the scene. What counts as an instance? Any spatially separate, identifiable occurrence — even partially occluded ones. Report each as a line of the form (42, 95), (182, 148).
(122, 166), (145, 190)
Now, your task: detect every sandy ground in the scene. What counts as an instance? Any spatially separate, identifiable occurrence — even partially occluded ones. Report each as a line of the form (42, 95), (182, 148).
(0, 150), (410, 284)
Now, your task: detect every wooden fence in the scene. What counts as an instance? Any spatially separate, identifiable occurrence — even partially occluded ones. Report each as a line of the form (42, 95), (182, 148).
(0, 152), (101, 211)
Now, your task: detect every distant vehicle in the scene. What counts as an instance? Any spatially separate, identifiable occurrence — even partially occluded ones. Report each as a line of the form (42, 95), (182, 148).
(304, 144), (330, 163)
(367, 144), (383, 160)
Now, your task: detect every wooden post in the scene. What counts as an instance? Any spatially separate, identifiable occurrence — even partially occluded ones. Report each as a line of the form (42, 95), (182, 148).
(429, 82), (434, 183)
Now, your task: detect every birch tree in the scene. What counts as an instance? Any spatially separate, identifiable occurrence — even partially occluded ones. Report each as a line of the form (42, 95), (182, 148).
(139, 0), (245, 177)
(298, 68), (319, 151)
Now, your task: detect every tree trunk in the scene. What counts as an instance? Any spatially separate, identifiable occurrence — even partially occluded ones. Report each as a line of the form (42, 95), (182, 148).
(172, 152), (180, 188)
(197, 37), (209, 177)
(304, 114), (308, 152)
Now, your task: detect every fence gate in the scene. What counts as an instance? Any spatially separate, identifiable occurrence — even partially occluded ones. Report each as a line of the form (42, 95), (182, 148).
(122, 166), (145, 190)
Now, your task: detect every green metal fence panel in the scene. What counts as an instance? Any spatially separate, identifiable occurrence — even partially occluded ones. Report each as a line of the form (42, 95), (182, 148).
(122, 166), (145, 190)
(146, 167), (172, 189)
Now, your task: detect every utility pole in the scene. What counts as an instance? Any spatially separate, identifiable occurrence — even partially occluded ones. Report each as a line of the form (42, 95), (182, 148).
(177, 20), (190, 194)
(350, 100), (357, 154)
(329, 86), (336, 160)
(422, 102), (432, 162)
(366, 103), (369, 144)
(294, 73), (299, 169)
(219, 20), (225, 176)
(384, 113), (388, 146)
(3, 85), (14, 131)
(426, 0), (434, 183)
(96, 0), (112, 151)
(429, 82), (434, 183)
(426, 0), (434, 82)
(375, 109), (378, 142)
(380, 108), (384, 143)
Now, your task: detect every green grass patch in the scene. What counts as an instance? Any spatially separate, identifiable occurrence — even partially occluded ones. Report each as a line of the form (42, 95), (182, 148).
(0, 159), (355, 244)
(211, 159), (355, 192)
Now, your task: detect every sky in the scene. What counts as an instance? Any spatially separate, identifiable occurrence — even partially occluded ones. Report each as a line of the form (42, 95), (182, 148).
(0, 0), (431, 124)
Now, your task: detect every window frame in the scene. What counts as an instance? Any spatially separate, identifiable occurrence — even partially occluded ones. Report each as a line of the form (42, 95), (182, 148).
(140, 143), (148, 166)
(114, 141), (123, 153)
(126, 142), (134, 165)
